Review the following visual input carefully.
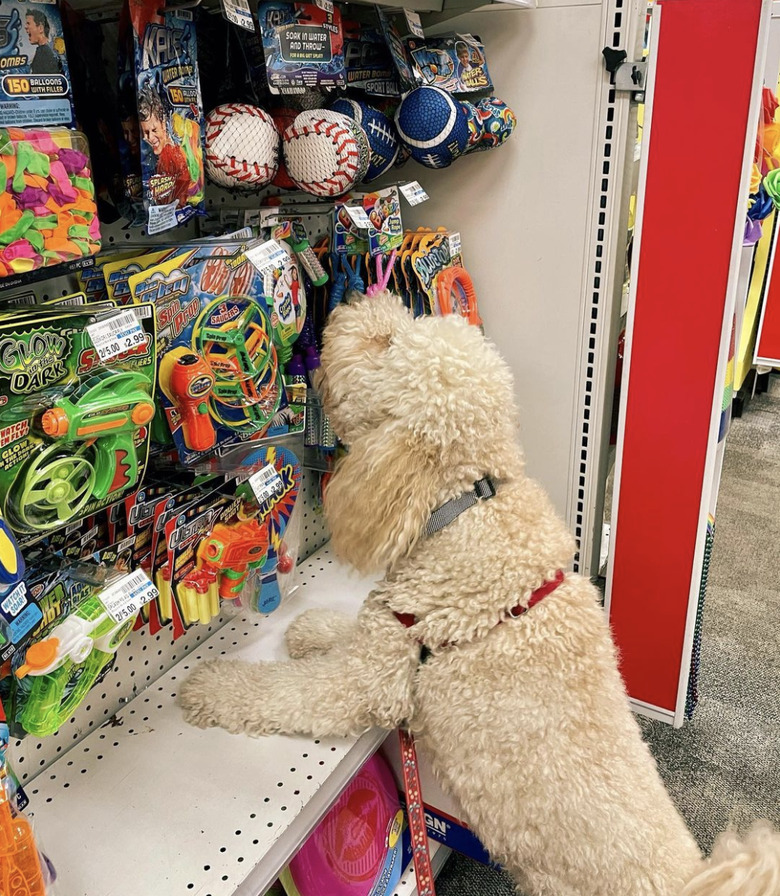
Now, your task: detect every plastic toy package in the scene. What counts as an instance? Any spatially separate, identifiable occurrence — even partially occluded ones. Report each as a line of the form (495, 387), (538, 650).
(1, 695), (55, 895)
(0, 560), (144, 739)
(257, 1), (346, 94)
(128, 240), (304, 466)
(406, 33), (492, 95)
(210, 438), (303, 616)
(342, 19), (401, 97)
(0, 0), (75, 128)
(0, 303), (157, 539)
(0, 127), (101, 279)
(128, 0), (206, 234)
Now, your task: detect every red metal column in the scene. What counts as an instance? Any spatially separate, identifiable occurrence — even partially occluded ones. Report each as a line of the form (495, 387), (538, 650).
(607, 0), (765, 719)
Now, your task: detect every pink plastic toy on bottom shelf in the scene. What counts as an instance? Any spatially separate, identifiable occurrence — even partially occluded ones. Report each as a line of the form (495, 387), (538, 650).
(279, 753), (407, 896)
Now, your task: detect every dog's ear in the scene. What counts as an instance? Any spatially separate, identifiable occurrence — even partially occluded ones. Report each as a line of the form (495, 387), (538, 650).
(324, 423), (441, 574)
(401, 315), (520, 470)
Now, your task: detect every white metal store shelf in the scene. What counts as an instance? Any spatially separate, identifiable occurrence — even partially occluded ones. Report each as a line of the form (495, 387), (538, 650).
(25, 546), (387, 896)
(393, 842), (452, 895)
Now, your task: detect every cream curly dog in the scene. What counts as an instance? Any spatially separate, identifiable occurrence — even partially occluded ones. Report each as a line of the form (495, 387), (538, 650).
(180, 292), (780, 895)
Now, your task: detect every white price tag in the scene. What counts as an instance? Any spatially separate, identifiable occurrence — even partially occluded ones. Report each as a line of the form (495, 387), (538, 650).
(448, 232), (462, 257)
(404, 8), (425, 37)
(98, 570), (158, 624)
(245, 239), (289, 273)
(220, 0), (255, 29)
(344, 205), (372, 230)
(400, 181), (429, 206)
(248, 463), (284, 504)
(86, 310), (146, 363)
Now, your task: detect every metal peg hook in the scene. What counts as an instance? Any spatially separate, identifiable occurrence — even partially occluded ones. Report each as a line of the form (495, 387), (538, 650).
(158, 0), (202, 13)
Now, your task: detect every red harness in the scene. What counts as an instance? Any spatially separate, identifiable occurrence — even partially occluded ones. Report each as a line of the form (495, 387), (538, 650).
(393, 569), (566, 646)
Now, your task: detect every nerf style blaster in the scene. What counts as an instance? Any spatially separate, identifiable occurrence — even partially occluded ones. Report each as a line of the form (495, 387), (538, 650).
(177, 518), (269, 625)
(197, 518), (270, 599)
(41, 370), (155, 499)
(13, 594), (136, 738)
(7, 370), (155, 533)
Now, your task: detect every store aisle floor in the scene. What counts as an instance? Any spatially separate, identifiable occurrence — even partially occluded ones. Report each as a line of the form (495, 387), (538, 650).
(434, 375), (780, 894)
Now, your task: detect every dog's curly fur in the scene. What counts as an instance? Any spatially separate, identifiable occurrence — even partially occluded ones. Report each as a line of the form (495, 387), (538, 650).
(180, 293), (780, 895)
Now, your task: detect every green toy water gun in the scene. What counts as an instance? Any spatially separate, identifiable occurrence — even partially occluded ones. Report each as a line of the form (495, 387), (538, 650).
(7, 370), (155, 532)
(14, 595), (136, 737)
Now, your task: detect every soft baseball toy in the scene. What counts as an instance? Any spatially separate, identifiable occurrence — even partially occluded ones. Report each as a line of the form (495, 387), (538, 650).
(205, 103), (280, 190)
(282, 110), (371, 197)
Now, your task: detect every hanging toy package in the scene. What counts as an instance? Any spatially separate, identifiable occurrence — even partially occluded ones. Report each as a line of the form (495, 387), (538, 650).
(1, 696), (55, 895)
(0, 0), (75, 128)
(257, 1), (346, 95)
(128, 0), (206, 234)
(230, 441), (303, 615)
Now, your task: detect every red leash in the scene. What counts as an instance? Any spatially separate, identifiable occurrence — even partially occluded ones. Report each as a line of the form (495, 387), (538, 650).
(394, 571), (566, 894)
(399, 728), (436, 896)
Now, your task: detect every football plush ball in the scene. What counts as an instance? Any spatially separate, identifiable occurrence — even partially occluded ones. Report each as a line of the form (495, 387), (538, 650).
(205, 103), (280, 189)
(394, 86), (470, 169)
(328, 98), (400, 182)
(459, 100), (482, 153)
(474, 96), (517, 151)
(283, 110), (370, 197)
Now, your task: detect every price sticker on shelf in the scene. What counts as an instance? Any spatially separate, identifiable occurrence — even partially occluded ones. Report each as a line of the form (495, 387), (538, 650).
(400, 181), (429, 206)
(344, 205), (372, 230)
(86, 309), (146, 363)
(245, 239), (289, 274)
(98, 569), (158, 624)
(403, 8), (425, 37)
(220, 0), (255, 29)
(248, 463), (284, 505)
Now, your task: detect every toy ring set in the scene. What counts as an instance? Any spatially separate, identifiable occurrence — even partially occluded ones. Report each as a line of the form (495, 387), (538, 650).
(128, 240), (304, 466)
(0, 303), (157, 539)
(319, 221), (480, 324)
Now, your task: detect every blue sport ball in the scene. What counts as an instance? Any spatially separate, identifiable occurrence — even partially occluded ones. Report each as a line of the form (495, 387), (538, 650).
(328, 98), (400, 182)
(395, 86), (470, 169)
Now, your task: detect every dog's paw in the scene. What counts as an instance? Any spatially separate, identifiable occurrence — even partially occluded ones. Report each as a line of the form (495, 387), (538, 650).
(285, 608), (352, 658)
(178, 660), (250, 733)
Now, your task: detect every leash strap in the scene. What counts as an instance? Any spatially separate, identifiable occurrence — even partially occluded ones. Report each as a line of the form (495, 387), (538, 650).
(399, 727), (436, 896)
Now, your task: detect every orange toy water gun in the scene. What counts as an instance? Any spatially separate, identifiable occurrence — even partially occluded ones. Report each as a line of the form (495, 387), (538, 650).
(177, 518), (270, 624)
(0, 698), (46, 896)
(195, 518), (270, 600)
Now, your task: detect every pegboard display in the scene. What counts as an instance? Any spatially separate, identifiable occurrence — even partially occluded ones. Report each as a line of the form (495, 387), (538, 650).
(10, 468), (329, 785)
(24, 545), (386, 896)
(393, 843), (451, 895)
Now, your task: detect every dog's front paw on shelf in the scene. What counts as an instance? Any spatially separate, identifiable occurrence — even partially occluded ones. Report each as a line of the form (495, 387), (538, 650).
(285, 607), (345, 658)
(178, 659), (249, 733)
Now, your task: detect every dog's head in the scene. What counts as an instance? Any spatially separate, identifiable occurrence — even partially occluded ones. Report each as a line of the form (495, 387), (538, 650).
(317, 292), (524, 573)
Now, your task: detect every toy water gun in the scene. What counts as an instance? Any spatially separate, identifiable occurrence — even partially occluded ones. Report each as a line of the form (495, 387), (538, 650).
(7, 370), (155, 533)
(13, 594), (136, 737)
(178, 518), (269, 624)
(159, 348), (217, 452)
(0, 696), (47, 896)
